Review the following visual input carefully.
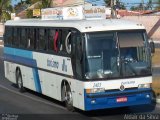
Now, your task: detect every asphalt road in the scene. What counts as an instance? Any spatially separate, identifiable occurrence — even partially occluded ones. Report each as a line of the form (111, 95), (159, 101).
(0, 47), (160, 120)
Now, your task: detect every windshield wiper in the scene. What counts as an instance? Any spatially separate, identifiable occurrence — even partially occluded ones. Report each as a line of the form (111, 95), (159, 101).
(121, 58), (137, 75)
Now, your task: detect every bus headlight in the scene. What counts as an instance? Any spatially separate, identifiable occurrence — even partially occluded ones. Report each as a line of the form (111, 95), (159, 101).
(138, 83), (151, 89)
(86, 88), (105, 94)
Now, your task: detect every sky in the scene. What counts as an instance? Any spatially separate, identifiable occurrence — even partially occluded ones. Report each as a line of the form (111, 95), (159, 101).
(12, 0), (22, 6)
(121, 0), (149, 3)
(120, 0), (150, 9)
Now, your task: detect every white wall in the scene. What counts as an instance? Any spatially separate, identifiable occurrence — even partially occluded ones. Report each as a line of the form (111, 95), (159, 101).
(0, 23), (4, 36)
(122, 16), (160, 41)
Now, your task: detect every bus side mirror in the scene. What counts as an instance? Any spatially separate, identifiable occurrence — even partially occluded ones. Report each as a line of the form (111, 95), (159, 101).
(150, 41), (155, 53)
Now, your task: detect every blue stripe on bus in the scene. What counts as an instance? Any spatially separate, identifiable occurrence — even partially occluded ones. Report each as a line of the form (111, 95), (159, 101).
(32, 68), (42, 93)
(4, 54), (37, 67)
(84, 89), (152, 111)
(4, 47), (42, 93)
(4, 47), (33, 59)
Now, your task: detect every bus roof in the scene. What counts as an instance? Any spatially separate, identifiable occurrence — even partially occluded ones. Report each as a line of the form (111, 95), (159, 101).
(5, 19), (145, 32)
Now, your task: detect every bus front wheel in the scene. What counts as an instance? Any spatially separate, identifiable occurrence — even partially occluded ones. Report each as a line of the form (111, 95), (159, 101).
(62, 83), (74, 111)
(16, 70), (25, 92)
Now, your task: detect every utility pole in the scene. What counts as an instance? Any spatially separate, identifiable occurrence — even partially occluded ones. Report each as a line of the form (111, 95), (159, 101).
(111, 0), (117, 18)
(111, 0), (114, 18)
(142, 0), (144, 10)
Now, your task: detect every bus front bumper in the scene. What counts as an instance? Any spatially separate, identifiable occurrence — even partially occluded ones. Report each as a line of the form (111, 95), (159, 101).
(84, 89), (152, 111)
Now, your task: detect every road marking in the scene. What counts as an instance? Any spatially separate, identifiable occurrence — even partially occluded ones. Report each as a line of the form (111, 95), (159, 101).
(91, 117), (103, 120)
(0, 84), (67, 111)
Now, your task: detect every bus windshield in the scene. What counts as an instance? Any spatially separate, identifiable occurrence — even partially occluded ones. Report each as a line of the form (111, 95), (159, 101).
(84, 31), (151, 79)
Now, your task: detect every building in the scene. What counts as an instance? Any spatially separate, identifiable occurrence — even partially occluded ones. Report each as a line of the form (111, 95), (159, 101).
(17, 0), (92, 18)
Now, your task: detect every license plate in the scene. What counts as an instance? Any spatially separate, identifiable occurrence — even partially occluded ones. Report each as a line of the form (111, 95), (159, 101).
(116, 97), (128, 103)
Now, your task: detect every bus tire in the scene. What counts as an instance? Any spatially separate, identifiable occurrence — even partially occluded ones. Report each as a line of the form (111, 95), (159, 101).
(16, 70), (25, 93)
(62, 83), (74, 111)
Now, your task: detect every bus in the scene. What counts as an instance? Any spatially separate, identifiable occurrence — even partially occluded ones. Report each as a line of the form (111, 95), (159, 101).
(3, 18), (155, 111)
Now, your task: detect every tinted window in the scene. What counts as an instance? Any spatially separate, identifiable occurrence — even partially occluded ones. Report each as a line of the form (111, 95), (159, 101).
(64, 30), (72, 54)
(52, 29), (62, 52)
(48, 29), (55, 51)
(20, 28), (27, 48)
(27, 28), (35, 49)
(39, 29), (46, 50)
(4, 27), (13, 45)
(13, 28), (20, 47)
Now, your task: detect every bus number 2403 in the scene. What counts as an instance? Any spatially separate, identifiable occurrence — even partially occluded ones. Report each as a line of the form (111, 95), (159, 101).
(93, 83), (101, 88)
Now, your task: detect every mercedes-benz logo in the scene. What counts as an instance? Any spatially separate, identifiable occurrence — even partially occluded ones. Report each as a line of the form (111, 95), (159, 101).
(120, 85), (125, 91)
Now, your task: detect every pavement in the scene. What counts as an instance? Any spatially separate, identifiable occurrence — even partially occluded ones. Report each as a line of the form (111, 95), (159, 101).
(0, 36), (3, 47)
(156, 96), (160, 104)
(0, 40), (3, 47)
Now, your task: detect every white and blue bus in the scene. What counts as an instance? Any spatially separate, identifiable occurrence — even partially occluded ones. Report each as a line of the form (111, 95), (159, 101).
(4, 18), (155, 111)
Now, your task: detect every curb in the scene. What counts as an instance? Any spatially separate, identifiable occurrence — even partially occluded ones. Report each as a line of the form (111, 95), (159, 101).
(153, 40), (160, 44)
(152, 97), (160, 104)
(156, 98), (160, 104)
(153, 65), (160, 68)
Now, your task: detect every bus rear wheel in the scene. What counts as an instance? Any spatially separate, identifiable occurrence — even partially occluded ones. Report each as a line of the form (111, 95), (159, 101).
(62, 83), (74, 111)
(16, 70), (25, 92)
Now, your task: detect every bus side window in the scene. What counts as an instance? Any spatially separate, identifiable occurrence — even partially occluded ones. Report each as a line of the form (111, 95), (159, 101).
(65, 31), (72, 54)
(54, 30), (60, 52)
(58, 30), (63, 52)
(26, 28), (30, 48)
(13, 28), (20, 47)
(60, 29), (72, 54)
(17, 28), (21, 47)
(39, 28), (46, 50)
(20, 28), (27, 48)
(4, 27), (13, 46)
(48, 29), (55, 51)
(27, 28), (35, 49)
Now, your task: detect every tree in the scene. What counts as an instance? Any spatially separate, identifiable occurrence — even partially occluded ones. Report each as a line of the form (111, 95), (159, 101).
(139, 3), (143, 10)
(146, 0), (153, 10)
(130, 6), (138, 11)
(104, 0), (126, 9)
(155, 0), (160, 10)
(130, 6), (135, 11)
(24, 0), (52, 8)
(26, 9), (33, 18)
(25, 0), (40, 4)
(120, 3), (126, 10)
(41, 0), (52, 8)
(116, 1), (126, 10)
(25, 0), (52, 18)
(0, 0), (14, 22)
(104, 0), (111, 7)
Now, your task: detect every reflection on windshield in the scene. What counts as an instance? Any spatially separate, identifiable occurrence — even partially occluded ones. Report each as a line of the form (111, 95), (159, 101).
(85, 31), (151, 79)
